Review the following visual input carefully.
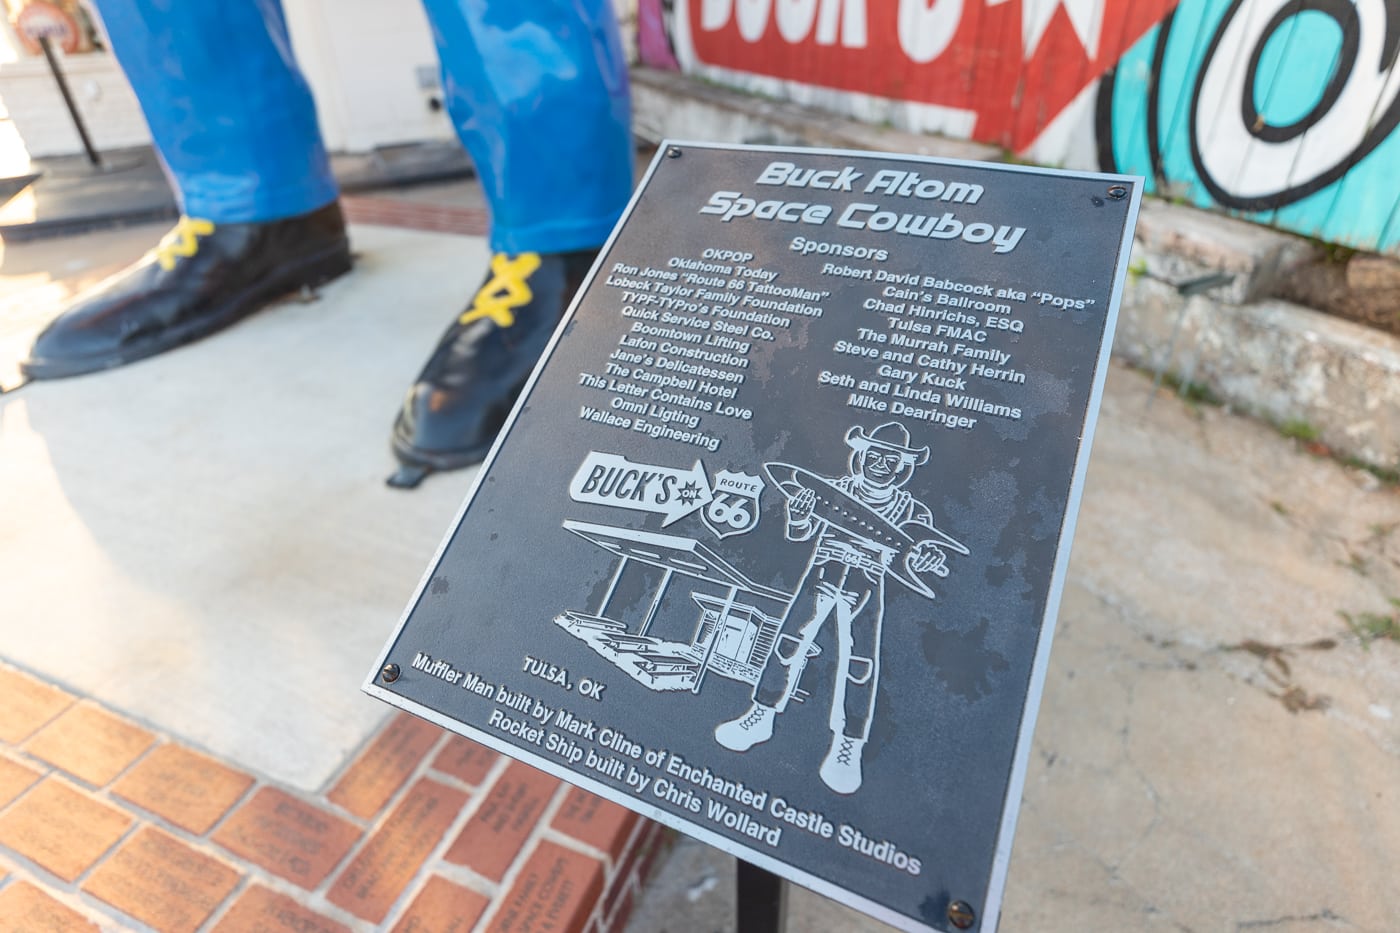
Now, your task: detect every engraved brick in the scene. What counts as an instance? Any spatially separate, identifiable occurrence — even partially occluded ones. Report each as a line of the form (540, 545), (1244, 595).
(327, 777), (469, 923)
(84, 827), (240, 933)
(212, 787), (361, 889)
(551, 788), (639, 864)
(0, 666), (74, 744)
(485, 841), (604, 933)
(112, 744), (254, 835)
(212, 885), (351, 933)
(432, 734), (499, 786)
(0, 753), (43, 808)
(392, 875), (490, 933)
(328, 712), (442, 819)
(25, 702), (155, 787)
(0, 778), (132, 881)
(0, 880), (100, 932)
(444, 761), (559, 881)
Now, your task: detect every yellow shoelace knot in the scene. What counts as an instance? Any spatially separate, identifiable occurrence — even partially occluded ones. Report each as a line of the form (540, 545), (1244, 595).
(152, 216), (216, 271)
(458, 252), (542, 328)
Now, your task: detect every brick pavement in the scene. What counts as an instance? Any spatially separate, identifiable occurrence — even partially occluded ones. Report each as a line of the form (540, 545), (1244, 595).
(340, 196), (490, 238)
(0, 661), (670, 932)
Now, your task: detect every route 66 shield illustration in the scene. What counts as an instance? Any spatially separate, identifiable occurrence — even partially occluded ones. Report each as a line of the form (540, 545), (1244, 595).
(702, 470), (764, 539)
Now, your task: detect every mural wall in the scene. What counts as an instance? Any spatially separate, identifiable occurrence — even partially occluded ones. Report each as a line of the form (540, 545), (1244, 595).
(639, 0), (1400, 255)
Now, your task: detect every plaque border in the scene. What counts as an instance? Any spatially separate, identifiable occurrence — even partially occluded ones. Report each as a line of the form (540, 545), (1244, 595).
(364, 141), (1144, 933)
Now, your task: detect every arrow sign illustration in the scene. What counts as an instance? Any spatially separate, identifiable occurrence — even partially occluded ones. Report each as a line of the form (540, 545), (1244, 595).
(568, 452), (712, 526)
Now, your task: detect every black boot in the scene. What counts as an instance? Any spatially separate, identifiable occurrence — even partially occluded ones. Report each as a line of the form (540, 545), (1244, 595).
(387, 249), (596, 488)
(20, 201), (352, 380)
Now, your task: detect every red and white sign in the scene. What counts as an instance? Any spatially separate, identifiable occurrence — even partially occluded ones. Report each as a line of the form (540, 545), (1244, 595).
(677, 0), (1177, 150)
(15, 1), (82, 55)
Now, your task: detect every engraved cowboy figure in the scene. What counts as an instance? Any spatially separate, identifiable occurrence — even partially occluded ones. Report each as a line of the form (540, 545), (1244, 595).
(714, 422), (955, 794)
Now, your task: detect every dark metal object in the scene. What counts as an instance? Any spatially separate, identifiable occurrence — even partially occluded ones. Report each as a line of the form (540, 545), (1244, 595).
(1174, 271), (1236, 297)
(380, 663), (401, 683)
(736, 861), (787, 933)
(1107, 184), (1128, 200)
(666, 145), (682, 158)
(947, 900), (976, 929)
(1146, 271), (1239, 406)
(38, 37), (102, 169)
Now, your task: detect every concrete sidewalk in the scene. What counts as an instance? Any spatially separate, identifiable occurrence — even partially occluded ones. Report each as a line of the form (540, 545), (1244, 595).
(0, 206), (670, 932)
(2, 182), (1399, 932)
(1, 221), (486, 790)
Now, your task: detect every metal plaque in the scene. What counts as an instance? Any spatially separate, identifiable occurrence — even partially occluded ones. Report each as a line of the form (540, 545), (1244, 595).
(365, 142), (1141, 933)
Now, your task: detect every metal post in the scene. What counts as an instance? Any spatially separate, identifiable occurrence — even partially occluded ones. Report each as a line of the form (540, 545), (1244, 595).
(1147, 272), (1234, 407)
(39, 36), (102, 168)
(736, 860), (787, 933)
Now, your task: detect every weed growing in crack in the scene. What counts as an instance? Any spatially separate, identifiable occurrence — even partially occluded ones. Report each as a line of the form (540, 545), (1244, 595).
(1340, 598), (1400, 649)
(1280, 419), (1321, 442)
(1340, 456), (1400, 486)
(1277, 426), (1399, 488)
(1158, 371), (1222, 407)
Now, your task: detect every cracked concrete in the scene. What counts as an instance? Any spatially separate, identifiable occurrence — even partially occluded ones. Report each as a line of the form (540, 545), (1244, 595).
(630, 363), (1400, 932)
(1004, 364), (1400, 933)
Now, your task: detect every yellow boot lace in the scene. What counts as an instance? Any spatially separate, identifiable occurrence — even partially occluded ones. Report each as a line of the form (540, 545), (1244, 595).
(457, 252), (542, 328)
(151, 216), (216, 271)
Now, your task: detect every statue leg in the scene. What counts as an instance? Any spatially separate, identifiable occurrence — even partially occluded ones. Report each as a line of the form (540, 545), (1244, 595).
(92, 0), (337, 223)
(388, 0), (634, 486)
(421, 0), (632, 254)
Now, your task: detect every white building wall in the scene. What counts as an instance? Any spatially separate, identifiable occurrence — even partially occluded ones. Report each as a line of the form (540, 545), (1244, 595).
(281, 0), (453, 153)
(0, 0), (454, 159)
(0, 0), (637, 161)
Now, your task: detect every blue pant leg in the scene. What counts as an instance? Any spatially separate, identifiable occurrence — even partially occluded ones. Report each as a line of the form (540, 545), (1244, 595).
(91, 0), (337, 223)
(419, 0), (633, 254)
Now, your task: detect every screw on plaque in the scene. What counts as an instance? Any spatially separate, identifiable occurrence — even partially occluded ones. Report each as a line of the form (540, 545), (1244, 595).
(666, 145), (682, 158)
(1107, 184), (1129, 200)
(947, 900), (976, 930)
(380, 663), (401, 684)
